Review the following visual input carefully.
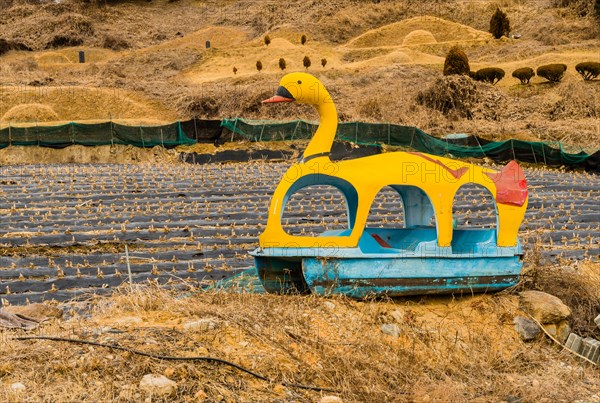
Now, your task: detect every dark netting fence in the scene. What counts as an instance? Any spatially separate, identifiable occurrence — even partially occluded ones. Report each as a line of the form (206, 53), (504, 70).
(0, 118), (598, 171)
(0, 121), (197, 148)
(221, 118), (600, 171)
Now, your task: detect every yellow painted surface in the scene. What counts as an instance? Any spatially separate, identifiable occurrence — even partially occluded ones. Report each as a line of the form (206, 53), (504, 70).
(260, 73), (528, 248)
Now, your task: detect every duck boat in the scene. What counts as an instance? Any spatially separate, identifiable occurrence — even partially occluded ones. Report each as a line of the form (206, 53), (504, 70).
(250, 73), (528, 298)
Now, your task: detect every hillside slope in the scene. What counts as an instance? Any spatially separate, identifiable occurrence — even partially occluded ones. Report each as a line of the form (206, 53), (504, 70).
(0, 0), (598, 148)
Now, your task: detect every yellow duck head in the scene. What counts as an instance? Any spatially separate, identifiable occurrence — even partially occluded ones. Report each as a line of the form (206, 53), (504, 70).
(263, 72), (333, 106)
(263, 72), (337, 160)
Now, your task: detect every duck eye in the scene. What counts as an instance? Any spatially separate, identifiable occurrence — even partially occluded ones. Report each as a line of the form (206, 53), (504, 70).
(297, 80), (302, 84)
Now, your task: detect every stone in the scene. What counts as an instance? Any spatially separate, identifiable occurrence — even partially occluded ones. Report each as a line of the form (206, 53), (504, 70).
(184, 318), (218, 331)
(114, 316), (143, 325)
(319, 396), (343, 403)
(390, 309), (403, 323)
(595, 314), (600, 330)
(323, 301), (336, 310)
(380, 323), (401, 338)
(139, 374), (177, 396)
(10, 382), (26, 392)
(519, 291), (571, 324)
(556, 320), (571, 343)
(4, 303), (63, 320)
(513, 316), (540, 341)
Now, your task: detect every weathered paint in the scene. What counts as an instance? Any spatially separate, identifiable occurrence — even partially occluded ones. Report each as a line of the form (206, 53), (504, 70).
(259, 73), (528, 249)
(254, 72), (528, 298)
(251, 228), (523, 297)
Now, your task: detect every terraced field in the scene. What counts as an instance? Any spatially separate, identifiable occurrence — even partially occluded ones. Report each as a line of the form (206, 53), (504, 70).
(0, 162), (598, 304)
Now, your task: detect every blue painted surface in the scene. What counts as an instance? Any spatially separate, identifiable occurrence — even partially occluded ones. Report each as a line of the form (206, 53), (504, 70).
(251, 227), (523, 297)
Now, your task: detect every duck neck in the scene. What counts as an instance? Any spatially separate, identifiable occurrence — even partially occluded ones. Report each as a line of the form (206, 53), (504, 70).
(302, 99), (337, 162)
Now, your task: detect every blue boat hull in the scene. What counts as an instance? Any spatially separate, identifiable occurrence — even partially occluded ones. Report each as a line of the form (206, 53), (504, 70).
(253, 255), (521, 298)
(251, 228), (524, 298)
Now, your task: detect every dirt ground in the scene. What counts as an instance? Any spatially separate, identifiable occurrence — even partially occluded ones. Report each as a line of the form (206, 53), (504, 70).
(0, 272), (599, 402)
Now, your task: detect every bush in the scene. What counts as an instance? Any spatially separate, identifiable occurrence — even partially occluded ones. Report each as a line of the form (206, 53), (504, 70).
(321, 58), (327, 68)
(537, 63), (567, 82)
(46, 35), (84, 49)
(512, 67), (535, 84)
(102, 35), (129, 50)
(301, 34), (307, 45)
(489, 8), (510, 39)
(416, 75), (478, 118)
(0, 38), (10, 56)
(279, 58), (286, 71)
(473, 67), (505, 85)
(256, 60), (262, 72)
(443, 46), (470, 76)
(264, 35), (271, 46)
(575, 61), (600, 80)
(0, 38), (32, 55)
(303, 55), (311, 69)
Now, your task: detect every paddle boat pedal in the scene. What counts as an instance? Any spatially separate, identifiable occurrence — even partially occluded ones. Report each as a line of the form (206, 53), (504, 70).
(250, 73), (528, 298)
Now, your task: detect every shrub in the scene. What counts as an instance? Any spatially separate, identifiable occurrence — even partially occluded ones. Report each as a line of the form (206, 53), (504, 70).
(301, 34), (307, 45)
(416, 75), (478, 118)
(102, 35), (129, 50)
(537, 63), (567, 82)
(321, 58), (327, 68)
(443, 46), (470, 76)
(512, 67), (535, 84)
(46, 35), (84, 49)
(303, 55), (311, 69)
(489, 8), (510, 39)
(233, 66), (238, 75)
(575, 61), (600, 80)
(474, 67), (505, 85)
(279, 58), (286, 71)
(256, 60), (263, 72)
(0, 38), (10, 56)
(264, 35), (271, 46)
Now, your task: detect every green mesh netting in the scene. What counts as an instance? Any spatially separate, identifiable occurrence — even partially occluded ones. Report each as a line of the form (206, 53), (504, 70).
(0, 122), (196, 148)
(221, 119), (593, 166)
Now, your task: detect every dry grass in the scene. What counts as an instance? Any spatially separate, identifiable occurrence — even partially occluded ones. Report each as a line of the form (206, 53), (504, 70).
(0, 265), (598, 402)
(0, 0), (598, 148)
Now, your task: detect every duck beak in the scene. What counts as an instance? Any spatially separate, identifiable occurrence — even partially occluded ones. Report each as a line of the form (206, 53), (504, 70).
(262, 86), (295, 103)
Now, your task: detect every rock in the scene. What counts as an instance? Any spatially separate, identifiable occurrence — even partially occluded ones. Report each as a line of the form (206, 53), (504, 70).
(323, 301), (336, 310)
(519, 291), (571, 324)
(513, 316), (540, 341)
(556, 320), (570, 343)
(595, 314), (600, 330)
(390, 309), (403, 323)
(114, 316), (143, 325)
(184, 318), (218, 331)
(541, 320), (569, 343)
(380, 323), (401, 338)
(139, 374), (177, 396)
(10, 382), (26, 392)
(4, 303), (63, 320)
(319, 396), (343, 403)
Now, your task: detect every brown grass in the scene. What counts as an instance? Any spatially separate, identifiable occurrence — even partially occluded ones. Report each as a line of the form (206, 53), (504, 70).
(0, 265), (598, 402)
(0, 0), (598, 148)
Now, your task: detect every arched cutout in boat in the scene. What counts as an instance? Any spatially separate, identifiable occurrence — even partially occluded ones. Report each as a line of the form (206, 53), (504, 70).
(366, 186), (405, 229)
(451, 183), (498, 253)
(361, 185), (437, 251)
(281, 184), (350, 237)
